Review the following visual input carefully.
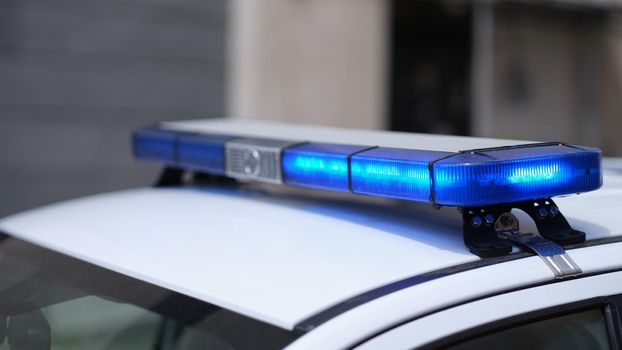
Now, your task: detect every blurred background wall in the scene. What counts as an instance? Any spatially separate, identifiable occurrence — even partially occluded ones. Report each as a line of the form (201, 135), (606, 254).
(1, 0), (621, 217)
(229, 0), (387, 129)
(231, 0), (622, 148)
(0, 0), (227, 216)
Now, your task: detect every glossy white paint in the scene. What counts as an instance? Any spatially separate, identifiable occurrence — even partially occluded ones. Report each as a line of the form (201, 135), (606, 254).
(162, 118), (534, 152)
(0, 165), (620, 338)
(287, 242), (622, 349)
(603, 158), (622, 172)
(285, 256), (553, 350)
(355, 270), (622, 349)
(547, 169), (622, 241)
(0, 186), (479, 330)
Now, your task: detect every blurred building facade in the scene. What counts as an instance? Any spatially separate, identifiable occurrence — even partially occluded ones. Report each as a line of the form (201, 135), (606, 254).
(229, 0), (622, 155)
(1, 0), (621, 217)
(0, 0), (227, 216)
(228, 0), (387, 130)
(487, 2), (622, 156)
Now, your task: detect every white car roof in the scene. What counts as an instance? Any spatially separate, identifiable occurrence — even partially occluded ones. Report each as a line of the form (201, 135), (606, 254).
(1, 166), (621, 331)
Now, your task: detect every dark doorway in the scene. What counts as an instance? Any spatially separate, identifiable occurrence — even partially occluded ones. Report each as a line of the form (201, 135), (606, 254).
(390, 0), (472, 136)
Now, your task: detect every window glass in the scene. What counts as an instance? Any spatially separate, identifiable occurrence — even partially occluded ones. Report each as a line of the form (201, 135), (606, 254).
(0, 235), (296, 350)
(444, 309), (610, 350)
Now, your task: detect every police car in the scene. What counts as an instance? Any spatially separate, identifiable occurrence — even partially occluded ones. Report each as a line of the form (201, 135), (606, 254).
(0, 119), (620, 349)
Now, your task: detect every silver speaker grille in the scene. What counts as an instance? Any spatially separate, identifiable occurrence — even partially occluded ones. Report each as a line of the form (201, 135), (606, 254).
(225, 138), (302, 184)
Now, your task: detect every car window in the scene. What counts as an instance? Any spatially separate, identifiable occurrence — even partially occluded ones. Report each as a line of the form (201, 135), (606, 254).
(0, 234), (296, 350)
(443, 308), (611, 350)
(0, 295), (162, 350)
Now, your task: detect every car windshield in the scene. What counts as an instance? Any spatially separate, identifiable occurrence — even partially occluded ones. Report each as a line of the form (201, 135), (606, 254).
(0, 234), (296, 350)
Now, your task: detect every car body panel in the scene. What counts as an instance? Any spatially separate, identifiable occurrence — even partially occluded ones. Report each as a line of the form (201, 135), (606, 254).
(0, 164), (620, 333)
(355, 270), (622, 350)
(286, 241), (622, 349)
(0, 185), (480, 330)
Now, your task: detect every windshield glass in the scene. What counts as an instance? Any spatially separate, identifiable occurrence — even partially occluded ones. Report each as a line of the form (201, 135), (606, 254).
(0, 234), (296, 350)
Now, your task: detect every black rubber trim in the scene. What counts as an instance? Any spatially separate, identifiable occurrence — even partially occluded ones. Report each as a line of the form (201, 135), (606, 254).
(351, 266), (622, 349)
(295, 252), (531, 333)
(295, 235), (622, 334)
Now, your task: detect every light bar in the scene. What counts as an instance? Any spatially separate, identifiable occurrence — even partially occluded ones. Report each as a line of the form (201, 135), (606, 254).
(350, 148), (450, 202)
(282, 143), (370, 191)
(132, 127), (232, 173)
(133, 125), (602, 207)
(177, 133), (233, 175)
(225, 138), (300, 183)
(432, 144), (602, 206)
(133, 127), (178, 164)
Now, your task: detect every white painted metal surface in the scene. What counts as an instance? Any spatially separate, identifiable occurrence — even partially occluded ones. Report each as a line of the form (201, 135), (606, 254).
(286, 255), (554, 350)
(0, 165), (620, 338)
(0, 186), (478, 330)
(603, 158), (622, 174)
(162, 118), (534, 153)
(355, 270), (622, 350)
(547, 168), (622, 240)
(285, 169), (622, 348)
(287, 243), (622, 350)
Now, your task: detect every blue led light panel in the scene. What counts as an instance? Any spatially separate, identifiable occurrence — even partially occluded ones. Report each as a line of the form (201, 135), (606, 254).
(282, 143), (371, 191)
(351, 148), (451, 202)
(132, 127), (178, 164)
(432, 145), (602, 206)
(178, 133), (233, 175)
(134, 122), (603, 208)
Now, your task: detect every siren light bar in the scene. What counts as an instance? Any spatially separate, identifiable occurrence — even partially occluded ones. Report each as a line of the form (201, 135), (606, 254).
(133, 122), (602, 207)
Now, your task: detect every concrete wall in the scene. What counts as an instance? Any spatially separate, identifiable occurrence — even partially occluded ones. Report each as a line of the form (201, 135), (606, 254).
(228, 0), (388, 129)
(0, 0), (227, 217)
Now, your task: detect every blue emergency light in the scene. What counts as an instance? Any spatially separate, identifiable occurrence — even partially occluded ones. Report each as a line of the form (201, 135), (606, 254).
(133, 126), (602, 207)
(282, 143), (371, 191)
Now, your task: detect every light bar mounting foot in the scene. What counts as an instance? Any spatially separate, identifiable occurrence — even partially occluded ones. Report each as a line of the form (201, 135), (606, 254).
(462, 198), (585, 258)
(154, 167), (237, 187)
(155, 167), (185, 187)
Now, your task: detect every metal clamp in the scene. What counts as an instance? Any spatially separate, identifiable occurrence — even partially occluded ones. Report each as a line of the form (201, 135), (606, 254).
(495, 212), (582, 278)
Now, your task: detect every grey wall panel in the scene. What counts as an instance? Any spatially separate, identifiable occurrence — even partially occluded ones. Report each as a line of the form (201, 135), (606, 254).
(0, 0), (227, 217)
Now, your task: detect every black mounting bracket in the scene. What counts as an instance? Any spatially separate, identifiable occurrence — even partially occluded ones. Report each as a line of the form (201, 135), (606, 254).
(154, 167), (238, 187)
(154, 167), (185, 187)
(462, 198), (585, 258)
